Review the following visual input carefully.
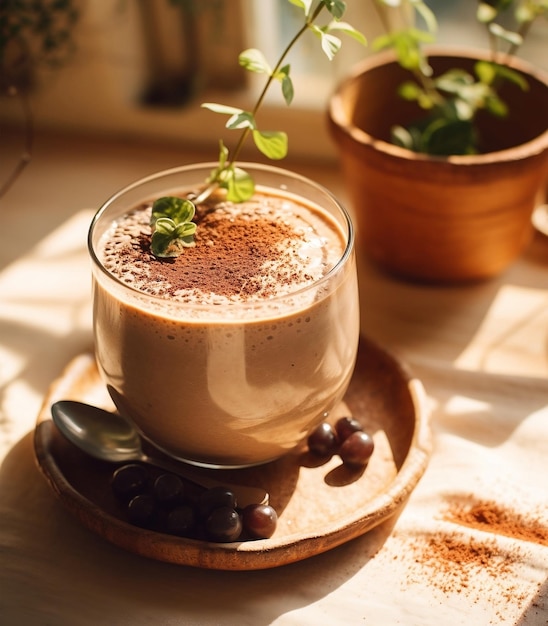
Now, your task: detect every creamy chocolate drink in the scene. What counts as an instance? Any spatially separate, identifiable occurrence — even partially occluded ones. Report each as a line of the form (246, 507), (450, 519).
(89, 163), (359, 468)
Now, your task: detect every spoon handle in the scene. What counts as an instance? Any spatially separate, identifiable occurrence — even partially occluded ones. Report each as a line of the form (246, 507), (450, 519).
(139, 452), (269, 508)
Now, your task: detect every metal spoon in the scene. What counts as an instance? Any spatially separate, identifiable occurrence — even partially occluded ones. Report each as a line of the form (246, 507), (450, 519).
(50, 400), (268, 507)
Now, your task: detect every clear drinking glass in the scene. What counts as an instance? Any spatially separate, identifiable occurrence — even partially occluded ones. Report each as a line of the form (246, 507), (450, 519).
(88, 163), (359, 468)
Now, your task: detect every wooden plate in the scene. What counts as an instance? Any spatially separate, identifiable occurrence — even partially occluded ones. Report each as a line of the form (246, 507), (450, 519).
(34, 336), (431, 570)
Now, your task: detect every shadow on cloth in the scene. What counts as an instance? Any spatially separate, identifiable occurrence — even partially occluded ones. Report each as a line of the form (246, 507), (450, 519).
(0, 432), (404, 626)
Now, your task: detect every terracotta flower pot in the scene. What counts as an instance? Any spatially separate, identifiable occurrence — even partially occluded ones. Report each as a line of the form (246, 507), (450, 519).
(327, 48), (548, 283)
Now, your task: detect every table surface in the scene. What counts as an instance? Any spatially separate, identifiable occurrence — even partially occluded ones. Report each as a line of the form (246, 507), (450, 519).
(1, 130), (547, 626)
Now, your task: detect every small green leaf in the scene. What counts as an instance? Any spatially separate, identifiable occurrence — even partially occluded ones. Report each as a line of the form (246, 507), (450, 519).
(515, 5), (534, 23)
(173, 221), (197, 240)
(224, 166), (255, 203)
(476, 2), (497, 23)
(413, 1), (438, 33)
(317, 29), (342, 60)
(422, 118), (477, 155)
(273, 64), (294, 105)
(151, 217), (196, 258)
(201, 102), (244, 116)
(206, 142), (230, 186)
(434, 69), (474, 94)
(408, 27), (436, 44)
(324, 0), (347, 20)
(326, 20), (367, 46)
(484, 94), (509, 117)
(493, 64), (529, 91)
(151, 197), (195, 227)
(387, 31), (434, 71)
(252, 130), (288, 160)
(151, 232), (189, 258)
(475, 60), (497, 85)
(397, 44), (421, 71)
(287, 0), (313, 17)
(453, 98), (474, 121)
(488, 22), (523, 47)
(239, 48), (272, 75)
(150, 232), (178, 258)
(417, 92), (435, 109)
(218, 140), (229, 167)
(439, 80), (490, 117)
(398, 81), (423, 101)
(281, 73), (294, 105)
(391, 125), (414, 150)
(372, 33), (394, 52)
(226, 111), (256, 130)
(273, 64), (290, 82)
(154, 217), (177, 236)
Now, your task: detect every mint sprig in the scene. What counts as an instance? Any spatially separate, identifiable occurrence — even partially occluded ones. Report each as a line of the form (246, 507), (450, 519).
(150, 196), (197, 258)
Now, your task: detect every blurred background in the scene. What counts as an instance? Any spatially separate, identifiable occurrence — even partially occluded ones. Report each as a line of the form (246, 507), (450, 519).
(2, 0), (547, 165)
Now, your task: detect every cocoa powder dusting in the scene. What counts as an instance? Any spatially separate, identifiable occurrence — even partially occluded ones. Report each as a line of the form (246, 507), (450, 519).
(390, 497), (547, 622)
(133, 212), (299, 298)
(102, 196), (339, 303)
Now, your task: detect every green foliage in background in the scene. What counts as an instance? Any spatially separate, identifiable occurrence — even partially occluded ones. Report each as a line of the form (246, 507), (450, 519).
(373, 0), (547, 155)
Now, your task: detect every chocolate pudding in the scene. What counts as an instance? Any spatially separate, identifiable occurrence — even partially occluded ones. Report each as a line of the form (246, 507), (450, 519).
(89, 164), (359, 468)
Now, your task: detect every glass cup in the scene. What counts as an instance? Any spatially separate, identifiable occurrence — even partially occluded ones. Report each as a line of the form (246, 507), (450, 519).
(88, 163), (359, 468)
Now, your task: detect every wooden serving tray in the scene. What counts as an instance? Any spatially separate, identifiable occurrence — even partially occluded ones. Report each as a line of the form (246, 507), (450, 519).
(34, 336), (431, 570)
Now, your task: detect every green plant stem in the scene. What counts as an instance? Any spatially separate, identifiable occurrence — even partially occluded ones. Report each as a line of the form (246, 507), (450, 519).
(488, 16), (534, 90)
(487, 21), (498, 62)
(373, 0), (444, 108)
(408, 63), (444, 111)
(194, 2), (327, 205)
(505, 19), (532, 60)
(225, 2), (325, 171)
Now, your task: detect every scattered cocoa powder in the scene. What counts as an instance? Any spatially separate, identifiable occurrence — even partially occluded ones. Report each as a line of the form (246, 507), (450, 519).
(389, 496), (547, 622)
(442, 496), (548, 547)
(407, 532), (518, 592)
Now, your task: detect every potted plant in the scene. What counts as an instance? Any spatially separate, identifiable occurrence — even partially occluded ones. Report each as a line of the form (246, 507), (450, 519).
(327, 0), (548, 283)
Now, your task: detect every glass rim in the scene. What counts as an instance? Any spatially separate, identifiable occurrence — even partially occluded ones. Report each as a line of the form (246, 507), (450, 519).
(88, 161), (355, 312)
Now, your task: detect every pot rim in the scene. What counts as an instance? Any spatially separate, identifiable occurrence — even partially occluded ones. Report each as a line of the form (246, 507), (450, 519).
(327, 46), (548, 165)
